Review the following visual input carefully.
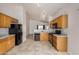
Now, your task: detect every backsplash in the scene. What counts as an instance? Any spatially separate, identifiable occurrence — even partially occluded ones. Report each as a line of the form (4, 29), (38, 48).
(0, 28), (9, 36)
(49, 28), (68, 34)
(61, 29), (68, 34)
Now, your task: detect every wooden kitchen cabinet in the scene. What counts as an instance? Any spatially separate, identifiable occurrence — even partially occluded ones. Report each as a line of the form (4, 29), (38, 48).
(52, 35), (57, 48)
(53, 35), (67, 52)
(50, 15), (68, 29)
(57, 15), (68, 28)
(57, 37), (67, 52)
(0, 12), (18, 28)
(40, 32), (48, 41)
(4, 15), (11, 27)
(7, 35), (15, 50)
(0, 39), (7, 54)
(0, 35), (15, 54)
(49, 33), (53, 45)
(0, 13), (11, 28)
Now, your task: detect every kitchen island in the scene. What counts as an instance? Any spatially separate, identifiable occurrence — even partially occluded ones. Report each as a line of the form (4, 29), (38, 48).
(34, 29), (49, 41)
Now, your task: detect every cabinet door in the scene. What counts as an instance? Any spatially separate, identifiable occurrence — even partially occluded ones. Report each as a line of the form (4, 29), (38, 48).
(61, 15), (68, 28)
(0, 13), (5, 27)
(50, 15), (68, 29)
(9, 36), (15, 48)
(0, 36), (15, 54)
(4, 15), (11, 28)
(7, 36), (15, 50)
(57, 17), (62, 28)
(57, 37), (67, 52)
(53, 36), (57, 48)
(0, 13), (11, 28)
(7, 37), (11, 50)
(49, 34), (53, 45)
(0, 39), (8, 54)
(40, 32), (48, 41)
(57, 15), (68, 28)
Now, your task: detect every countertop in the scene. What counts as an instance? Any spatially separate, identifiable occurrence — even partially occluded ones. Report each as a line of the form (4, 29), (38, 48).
(53, 34), (67, 37)
(34, 29), (52, 33)
(0, 34), (15, 39)
(34, 29), (67, 37)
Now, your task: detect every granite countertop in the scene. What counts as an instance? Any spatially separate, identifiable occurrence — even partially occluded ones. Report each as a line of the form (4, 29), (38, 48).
(0, 34), (15, 39)
(34, 29), (67, 37)
(53, 34), (67, 37)
(34, 29), (49, 33)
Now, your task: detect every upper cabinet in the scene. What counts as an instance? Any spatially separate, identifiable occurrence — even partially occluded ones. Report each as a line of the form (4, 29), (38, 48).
(0, 13), (11, 28)
(50, 15), (68, 29)
(0, 13), (18, 28)
(11, 18), (18, 24)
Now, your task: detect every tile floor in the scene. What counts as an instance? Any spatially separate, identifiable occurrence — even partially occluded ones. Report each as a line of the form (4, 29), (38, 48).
(6, 35), (69, 55)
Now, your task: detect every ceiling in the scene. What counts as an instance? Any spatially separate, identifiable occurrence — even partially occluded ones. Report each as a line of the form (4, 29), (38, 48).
(19, 3), (67, 22)
(0, 3), (79, 23)
(0, 3), (68, 22)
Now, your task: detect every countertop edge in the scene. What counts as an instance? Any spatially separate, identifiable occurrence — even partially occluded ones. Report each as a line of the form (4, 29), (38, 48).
(53, 34), (67, 37)
(0, 34), (15, 39)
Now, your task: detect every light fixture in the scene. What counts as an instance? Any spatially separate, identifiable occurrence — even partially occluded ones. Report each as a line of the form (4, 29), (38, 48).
(40, 10), (47, 20)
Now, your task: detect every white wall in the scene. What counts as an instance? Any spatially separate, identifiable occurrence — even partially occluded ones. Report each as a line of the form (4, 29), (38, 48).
(13, 5), (29, 42)
(0, 28), (8, 36)
(26, 13), (29, 37)
(0, 4), (18, 19)
(0, 4), (28, 42)
(29, 20), (48, 34)
(16, 6), (27, 42)
(68, 11), (79, 54)
(52, 4), (79, 54)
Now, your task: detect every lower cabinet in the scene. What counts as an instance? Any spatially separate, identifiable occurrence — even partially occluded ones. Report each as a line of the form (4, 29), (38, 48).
(40, 32), (48, 41)
(49, 34), (67, 52)
(0, 40), (7, 54)
(57, 37), (67, 52)
(49, 34), (53, 45)
(53, 35), (67, 52)
(34, 33), (40, 41)
(7, 35), (15, 50)
(0, 35), (15, 54)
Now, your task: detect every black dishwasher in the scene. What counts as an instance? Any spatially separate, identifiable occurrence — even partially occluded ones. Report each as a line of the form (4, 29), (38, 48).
(34, 33), (40, 41)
